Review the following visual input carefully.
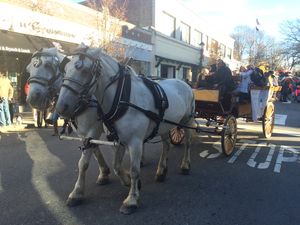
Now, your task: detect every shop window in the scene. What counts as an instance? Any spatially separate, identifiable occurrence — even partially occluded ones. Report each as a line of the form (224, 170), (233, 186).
(161, 64), (175, 79)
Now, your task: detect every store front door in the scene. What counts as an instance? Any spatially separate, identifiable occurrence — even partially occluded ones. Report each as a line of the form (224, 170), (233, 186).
(161, 64), (175, 79)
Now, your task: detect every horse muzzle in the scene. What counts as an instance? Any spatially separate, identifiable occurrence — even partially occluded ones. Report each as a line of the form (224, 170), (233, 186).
(26, 90), (50, 110)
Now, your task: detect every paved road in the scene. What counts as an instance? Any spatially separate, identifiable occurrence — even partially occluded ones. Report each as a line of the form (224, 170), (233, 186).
(0, 102), (299, 225)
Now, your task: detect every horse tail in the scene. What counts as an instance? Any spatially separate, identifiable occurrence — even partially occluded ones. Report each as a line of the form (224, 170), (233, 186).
(190, 92), (195, 118)
(179, 89), (195, 125)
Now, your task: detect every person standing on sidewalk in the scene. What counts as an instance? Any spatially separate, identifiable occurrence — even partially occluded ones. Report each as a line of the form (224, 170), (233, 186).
(0, 71), (14, 127)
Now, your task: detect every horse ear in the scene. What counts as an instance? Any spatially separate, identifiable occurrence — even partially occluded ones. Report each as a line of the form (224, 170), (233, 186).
(93, 48), (102, 57)
(79, 42), (88, 48)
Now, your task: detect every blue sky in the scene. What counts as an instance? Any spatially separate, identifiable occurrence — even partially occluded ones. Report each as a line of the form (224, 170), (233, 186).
(182, 0), (300, 40)
(68, 0), (299, 40)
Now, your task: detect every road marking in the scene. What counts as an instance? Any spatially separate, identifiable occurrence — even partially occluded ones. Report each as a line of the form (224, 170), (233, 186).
(228, 140), (256, 163)
(247, 142), (268, 168)
(0, 173), (3, 194)
(257, 144), (276, 169)
(274, 145), (299, 173)
(199, 141), (222, 158)
(275, 114), (287, 125)
(25, 131), (84, 225)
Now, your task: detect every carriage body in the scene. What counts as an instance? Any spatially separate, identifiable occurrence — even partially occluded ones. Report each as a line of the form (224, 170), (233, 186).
(170, 85), (282, 156)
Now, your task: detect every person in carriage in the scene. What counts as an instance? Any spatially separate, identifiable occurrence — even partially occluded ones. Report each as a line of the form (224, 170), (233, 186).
(235, 65), (253, 103)
(206, 59), (235, 91)
(205, 59), (236, 109)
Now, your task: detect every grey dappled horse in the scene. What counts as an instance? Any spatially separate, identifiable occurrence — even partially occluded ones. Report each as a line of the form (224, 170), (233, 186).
(55, 45), (195, 214)
(26, 47), (113, 206)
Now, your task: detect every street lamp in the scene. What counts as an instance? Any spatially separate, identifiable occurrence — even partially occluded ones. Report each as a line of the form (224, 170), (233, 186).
(192, 42), (205, 84)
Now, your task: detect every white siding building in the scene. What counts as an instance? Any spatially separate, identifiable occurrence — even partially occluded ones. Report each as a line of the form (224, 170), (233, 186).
(125, 0), (236, 81)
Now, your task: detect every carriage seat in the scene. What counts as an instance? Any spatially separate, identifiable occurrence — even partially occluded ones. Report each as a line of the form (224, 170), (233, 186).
(193, 87), (220, 102)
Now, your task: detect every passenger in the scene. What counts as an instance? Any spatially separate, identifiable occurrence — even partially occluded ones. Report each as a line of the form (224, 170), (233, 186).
(236, 65), (253, 103)
(196, 67), (209, 88)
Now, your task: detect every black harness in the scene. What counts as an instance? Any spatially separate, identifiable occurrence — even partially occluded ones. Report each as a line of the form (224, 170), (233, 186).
(64, 48), (170, 143)
(97, 65), (132, 141)
(99, 69), (169, 143)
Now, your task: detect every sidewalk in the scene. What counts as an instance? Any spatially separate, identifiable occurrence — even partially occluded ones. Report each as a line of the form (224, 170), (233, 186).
(0, 111), (36, 133)
(0, 110), (63, 133)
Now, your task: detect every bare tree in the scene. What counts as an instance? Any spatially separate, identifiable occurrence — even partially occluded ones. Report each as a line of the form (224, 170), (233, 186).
(280, 19), (300, 70)
(231, 25), (252, 61)
(231, 25), (284, 69)
(208, 39), (222, 65)
(87, 0), (128, 59)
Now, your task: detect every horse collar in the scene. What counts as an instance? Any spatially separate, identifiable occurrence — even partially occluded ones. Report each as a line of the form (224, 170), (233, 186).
(98, 65), (131, 140)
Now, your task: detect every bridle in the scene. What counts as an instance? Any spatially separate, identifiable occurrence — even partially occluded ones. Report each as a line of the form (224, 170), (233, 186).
(27, 50), (64, 99)
(61, 47), (103, 116)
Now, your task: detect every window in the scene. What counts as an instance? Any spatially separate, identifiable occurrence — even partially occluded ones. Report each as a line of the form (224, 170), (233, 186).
(162, 12), (176, 38)
(193, 30), (203, 46)
(180, 22), (190, 44)
(227, 48), (232, 59)
(203, 34), (209, 50)
(220, 43), (226, 58)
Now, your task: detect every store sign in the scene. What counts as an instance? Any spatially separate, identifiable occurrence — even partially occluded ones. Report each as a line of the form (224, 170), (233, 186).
(0, 46), (31, 53)
(0, 2), (98, 45)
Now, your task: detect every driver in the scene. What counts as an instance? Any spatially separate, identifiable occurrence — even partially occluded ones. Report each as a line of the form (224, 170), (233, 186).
(206, 59), (236, 94)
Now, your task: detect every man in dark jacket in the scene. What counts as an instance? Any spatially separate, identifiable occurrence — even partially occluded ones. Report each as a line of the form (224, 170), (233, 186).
(206, 59), (235, 93)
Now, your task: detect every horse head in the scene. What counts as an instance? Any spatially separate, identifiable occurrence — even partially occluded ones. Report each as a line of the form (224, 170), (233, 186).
(26, 47), (66, 110)
(56, 44), (119, 118)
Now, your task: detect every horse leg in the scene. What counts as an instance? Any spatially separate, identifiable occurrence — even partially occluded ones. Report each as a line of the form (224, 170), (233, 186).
(155, 133), (170, 182)
(113, 145), (131, 187)
(93, 146), (110, 185)
(120, 140), (143, 214)
(180, 120), (193, 174)
(140, 147), (145, 167)
(67, 148), (93, 207)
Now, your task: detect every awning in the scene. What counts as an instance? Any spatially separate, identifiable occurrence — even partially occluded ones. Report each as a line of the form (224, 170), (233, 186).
(0, 30), (77, 54)
(155, 55), (198, 68)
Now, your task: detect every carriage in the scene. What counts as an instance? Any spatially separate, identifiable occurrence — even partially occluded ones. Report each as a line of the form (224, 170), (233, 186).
(169, 85), (282, 156)
(27, 46), (284, 214)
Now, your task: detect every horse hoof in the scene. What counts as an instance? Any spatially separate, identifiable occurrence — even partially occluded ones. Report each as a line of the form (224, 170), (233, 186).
(96, 177), (110, 185)
(181, 168), (190, 175)
(119, 204), (138, 215)
(155, 174), (166, 182)
(66, 197), (83, 207)
(155, 167), (168, 182)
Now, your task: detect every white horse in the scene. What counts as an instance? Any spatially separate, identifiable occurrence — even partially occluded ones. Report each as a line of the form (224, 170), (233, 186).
(26, 47), (115, 206)
(55, 45), (195, 214)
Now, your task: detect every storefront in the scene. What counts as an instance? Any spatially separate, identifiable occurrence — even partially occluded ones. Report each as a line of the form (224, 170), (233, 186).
(0, 1), (153, 106)
(0, 30), (77, 105)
